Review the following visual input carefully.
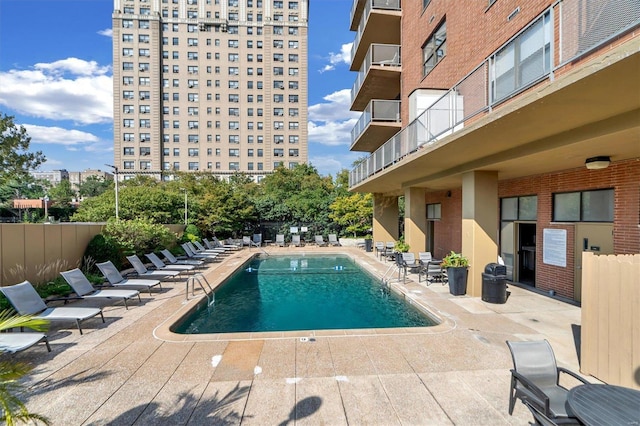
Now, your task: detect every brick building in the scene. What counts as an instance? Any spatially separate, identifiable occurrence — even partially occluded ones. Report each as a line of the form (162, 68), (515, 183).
(347, 0), (639, 301)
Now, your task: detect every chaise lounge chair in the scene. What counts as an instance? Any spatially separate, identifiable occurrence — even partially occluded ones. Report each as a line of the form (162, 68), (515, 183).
(126, 255), (182, 281)
(60, 268), (141, 310)
(0, 331), (51, 353)
(275, 234), (286, 247)
(145, 252), (195, 275)
(328, 234), (341, 246)
(193, 240), (226, 254)
(181, 243), (219, 261)
(252, 234), (263, 247)
(161, 249), (204, 267)
(506, 339), (589, 424)
(96, 261), (162, 296)
(315, 235), (328, 247)
(0, 281), (104, 335)
(209, 237), (240, 250)
(291, 235), (303, 247)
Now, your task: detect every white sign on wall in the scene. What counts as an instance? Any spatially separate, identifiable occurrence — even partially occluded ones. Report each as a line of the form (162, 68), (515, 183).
(543, 228), (567, 267)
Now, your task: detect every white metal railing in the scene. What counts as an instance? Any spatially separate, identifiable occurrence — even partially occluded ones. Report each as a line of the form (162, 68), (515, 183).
(349, 0), (640, 188)
(351, 44), (401, 104)
(351, 0), (401, 61)
(351, 100), (401, 148)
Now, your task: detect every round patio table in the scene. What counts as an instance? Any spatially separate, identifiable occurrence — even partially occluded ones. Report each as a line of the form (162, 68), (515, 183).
(567, 384), (640, 426)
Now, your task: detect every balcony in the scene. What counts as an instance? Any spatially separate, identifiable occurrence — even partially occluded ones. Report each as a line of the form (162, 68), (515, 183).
(351, 100), (401, 152)
(350, 0), (401, 71)
(351, 44), (401, 111)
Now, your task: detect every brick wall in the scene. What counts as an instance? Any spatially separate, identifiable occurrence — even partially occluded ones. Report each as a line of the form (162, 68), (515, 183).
(421, 159), (639, 299)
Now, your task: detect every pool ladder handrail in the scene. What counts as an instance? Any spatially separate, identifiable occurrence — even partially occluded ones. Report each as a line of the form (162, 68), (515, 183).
(249, 240), (270, 256)
(381, 263), (400, 287)
(186, 273), (215, 306)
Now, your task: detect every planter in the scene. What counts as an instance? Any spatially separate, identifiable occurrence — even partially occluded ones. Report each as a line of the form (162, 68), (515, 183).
(364, 239), (373, 252)
(447, 267), (468, 296)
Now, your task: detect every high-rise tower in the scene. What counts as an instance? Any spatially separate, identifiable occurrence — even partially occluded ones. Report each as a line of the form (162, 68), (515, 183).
(112, 0), (308, 181)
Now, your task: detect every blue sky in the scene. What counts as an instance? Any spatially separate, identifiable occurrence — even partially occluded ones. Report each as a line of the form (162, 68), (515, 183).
(0, 0), (360, 178)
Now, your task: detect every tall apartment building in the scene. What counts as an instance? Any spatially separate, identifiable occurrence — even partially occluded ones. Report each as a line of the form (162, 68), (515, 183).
(348, 0), (639, 301)
(112, 0), (308, 181)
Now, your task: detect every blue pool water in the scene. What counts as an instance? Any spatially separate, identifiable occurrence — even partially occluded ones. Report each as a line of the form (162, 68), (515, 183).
(173, 254), (436, 334)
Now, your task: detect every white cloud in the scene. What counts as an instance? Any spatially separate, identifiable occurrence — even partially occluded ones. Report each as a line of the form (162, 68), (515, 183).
(24, 124), (100, 146)
(308, 89), (360, 147)
(319, 42), (352, 73)
(310, 153), (362, 177)
(0, 58), (113, 125)
(98, 28), (113, 37)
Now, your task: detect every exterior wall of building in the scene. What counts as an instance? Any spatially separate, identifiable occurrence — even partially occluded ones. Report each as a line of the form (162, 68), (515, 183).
(424, 159), (639, 299)
(112, 0), (308, 180)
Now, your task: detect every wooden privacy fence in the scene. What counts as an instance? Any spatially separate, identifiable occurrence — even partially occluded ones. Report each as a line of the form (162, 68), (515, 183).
(581, 252), (640, 389)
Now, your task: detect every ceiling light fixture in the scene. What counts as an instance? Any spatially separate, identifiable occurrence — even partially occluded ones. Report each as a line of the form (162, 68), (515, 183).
(585, 156), (611, 170)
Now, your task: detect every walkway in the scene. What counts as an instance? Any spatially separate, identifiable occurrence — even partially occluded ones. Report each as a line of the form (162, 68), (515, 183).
(16, 247), (587, 425)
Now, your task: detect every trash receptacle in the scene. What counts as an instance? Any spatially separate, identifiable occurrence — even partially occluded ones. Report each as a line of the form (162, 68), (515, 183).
(364, 239), (373, 252)
(482, 263), (507, 304)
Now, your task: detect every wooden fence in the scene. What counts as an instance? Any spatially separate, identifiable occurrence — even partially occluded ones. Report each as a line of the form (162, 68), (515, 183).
(581, 252), (640, 389)
(0, 223), (186, 287)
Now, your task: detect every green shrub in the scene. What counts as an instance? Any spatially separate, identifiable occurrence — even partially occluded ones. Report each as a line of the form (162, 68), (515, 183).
(180, 224), (201, 243)
(103, 218), (177, 263)
(83, 234), (122, 271)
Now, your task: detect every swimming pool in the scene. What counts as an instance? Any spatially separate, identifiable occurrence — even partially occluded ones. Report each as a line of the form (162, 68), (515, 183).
(172, 254), (437, 334)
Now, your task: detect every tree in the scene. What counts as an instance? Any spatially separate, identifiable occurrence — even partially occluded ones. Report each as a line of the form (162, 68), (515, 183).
(329, 192), (373, 237)
(48, 180), (75, 208)
(0, 311), (50, 425)
(0, 113), (45, 186)
(78, 176), (111, 198)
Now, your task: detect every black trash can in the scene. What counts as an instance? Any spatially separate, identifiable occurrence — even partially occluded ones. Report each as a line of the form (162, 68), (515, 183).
(482, 263), (507, 304)
(364, 239), (373, 252)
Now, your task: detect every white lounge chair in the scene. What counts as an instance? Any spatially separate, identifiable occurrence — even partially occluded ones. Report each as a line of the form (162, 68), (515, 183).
(161, 249), (205, 267)
(328, 234), (340, 246)
(0, 332), (50, 353)
(275, 234), (286, 247)
(0, 281), (104, 335)
(291, 235), (303, 247)
(145, 252), (195, 275)
(60, 268), (141, 310)
(242, 236), (252, 247)
(181, 243), (218, 260)
(315, 235), (328, 246)
(192, 240), (226, 254)
(96, 261), (162, 296)
(126, 255), (181, 281)
(209, 237), (240, 250)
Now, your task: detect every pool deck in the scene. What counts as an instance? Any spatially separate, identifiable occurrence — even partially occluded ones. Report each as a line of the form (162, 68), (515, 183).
(15, 246), (591, 425)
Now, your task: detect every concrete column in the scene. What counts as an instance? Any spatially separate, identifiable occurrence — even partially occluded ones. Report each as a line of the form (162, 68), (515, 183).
(373, 193), (398, 243)
(404, 187), (427, 254)
(462, 171), (499, 297)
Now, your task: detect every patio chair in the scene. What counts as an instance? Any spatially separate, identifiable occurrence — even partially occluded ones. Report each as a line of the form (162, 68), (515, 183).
(96, 261), (162, 296)
(145, 252), (195, 275)
(0, 332), (51, 353)
(375, 242), (385, 258)
(291, 235), (303, 247)
(421, 261), (447, 285)
(418, 252), (433, 264)
(252, 234), (262, 247)
(0, 281), (104, 335)
(506, 339), (589, 424)
(161, 249), (204, 267)
(315, 235), (328, 246)
(181, 243), (219, 261)
(126, 255), (181, 281)
(383, 241), (396, 261)
(400, 252), (421, 281)
(328, 234), (341, 246)
(275, 234), (286, 247)
(60, 268), (141, 310)
(242, 236), (252, 247)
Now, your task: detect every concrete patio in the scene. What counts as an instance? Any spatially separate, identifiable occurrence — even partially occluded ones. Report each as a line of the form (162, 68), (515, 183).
(14, 246), (589, 425)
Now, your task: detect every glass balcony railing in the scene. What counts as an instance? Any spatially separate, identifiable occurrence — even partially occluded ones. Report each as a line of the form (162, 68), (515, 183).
(348, 0), (640, 188)
(351, 0), (401, 64)
(351, 44), (401, 105)
(351, 100), (401, 148)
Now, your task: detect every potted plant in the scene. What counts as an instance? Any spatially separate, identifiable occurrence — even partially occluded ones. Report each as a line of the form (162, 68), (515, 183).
(364, 234), (373, 252)
(441, 251), (470, 295)
(394, 239), (410, 253)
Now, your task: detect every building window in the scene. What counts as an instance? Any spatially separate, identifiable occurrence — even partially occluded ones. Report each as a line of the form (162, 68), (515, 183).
(501, 196), (538, 221)
(427, 203), (441, 220)
(422, 20), (446, 77)
(553, 189), (613, 222)
(490, 11), (551, 104)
